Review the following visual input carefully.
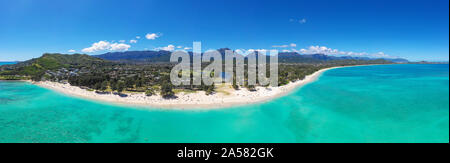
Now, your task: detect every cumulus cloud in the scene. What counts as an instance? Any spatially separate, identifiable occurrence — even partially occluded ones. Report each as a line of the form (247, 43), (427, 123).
(248, 49), (267, 52)
(298, 46), (340, 55)
(299, 18), (307, 24)
(234, 49), (245, 54)
(82, 41), (131, 53)
(235, 49), (281, 56)
(373, 52), (389, 58)
(119, 40), (126, 43)
(68, 49), (76, 53)
(273, 43), (297, 48)
(130, 39), (138, 43)
(232, 46), (389, 58)
(146, 33), (160, 40)
(293, 45), (389, 58)
(290, 18), (307, 24)
(136, 36), (141, 39)
(110, 43), (131, 51)
(247, 49), (271, 54)
(156, 44), (175, 51)
(155, 45), (190, 51)
(272, 45), (289, 48)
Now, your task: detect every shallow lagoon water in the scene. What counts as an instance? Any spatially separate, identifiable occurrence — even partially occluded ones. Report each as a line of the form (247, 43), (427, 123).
(0, 64), (448, 143)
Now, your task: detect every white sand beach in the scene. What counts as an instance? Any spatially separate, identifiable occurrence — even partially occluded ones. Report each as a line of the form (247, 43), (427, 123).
(34, 66), (346, 109)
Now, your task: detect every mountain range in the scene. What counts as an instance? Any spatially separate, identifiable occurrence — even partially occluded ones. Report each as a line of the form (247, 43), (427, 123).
(93, 49), (409, 63)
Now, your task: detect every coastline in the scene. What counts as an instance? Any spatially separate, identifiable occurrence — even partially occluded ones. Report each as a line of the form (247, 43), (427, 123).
(33, 65), (352, 109)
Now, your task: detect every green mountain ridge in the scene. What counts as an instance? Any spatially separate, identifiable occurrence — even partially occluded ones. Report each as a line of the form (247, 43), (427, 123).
(0, 53), (109, 78)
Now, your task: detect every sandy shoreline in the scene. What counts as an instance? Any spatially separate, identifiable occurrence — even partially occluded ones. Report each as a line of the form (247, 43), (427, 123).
(33, 66), (349, 109)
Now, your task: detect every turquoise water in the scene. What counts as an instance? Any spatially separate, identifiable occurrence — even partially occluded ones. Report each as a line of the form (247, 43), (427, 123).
(0, 64), (448, 143)
(0, 62), (17, 66)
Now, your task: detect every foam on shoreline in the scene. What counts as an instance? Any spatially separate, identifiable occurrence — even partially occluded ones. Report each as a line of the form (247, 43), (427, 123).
(34, 66), (348, 109)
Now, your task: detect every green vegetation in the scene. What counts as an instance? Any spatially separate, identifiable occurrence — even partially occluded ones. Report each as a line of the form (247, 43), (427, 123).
(246, 85), (256, 92)
(145, 87), (157, 96)
(117, 81), (125, 93)
(161, 83), (175, 98)
(0, 52), (395, 98)
(0, 75), (30, 80)
(0, 53), (111, 80)
(203, 85), (215, 95)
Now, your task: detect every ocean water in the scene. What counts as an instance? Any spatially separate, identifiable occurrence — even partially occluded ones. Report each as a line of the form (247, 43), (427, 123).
(0, 62), (17, 66)
(0, 64), (448, 143)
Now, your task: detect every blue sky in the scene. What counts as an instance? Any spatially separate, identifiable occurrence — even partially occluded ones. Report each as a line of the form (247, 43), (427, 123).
(0, 0), (448, 61)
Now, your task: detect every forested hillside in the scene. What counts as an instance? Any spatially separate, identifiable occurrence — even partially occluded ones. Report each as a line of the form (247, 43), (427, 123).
(94, 49), (408, 63)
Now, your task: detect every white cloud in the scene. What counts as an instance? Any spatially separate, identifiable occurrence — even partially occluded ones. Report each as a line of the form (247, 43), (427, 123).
(293, 45), (389, 58)
(273, 43), (297, 48)
(130, 39), (138, 43)
(136, 36), (141, 39)
(248, 49), (269, 53)
(146, 33), (160, 40)
(119, 40), (126, 43)
(290, 18), (307, 24)
(298, 46), (340, 55)
(234, 49), (244, 54)
(156, 44), (175, 51)
(299, 18), (307, 24)
(235, 49), (280, 56)
(222, 46), (389, 58)
(272, 45), (289, 48)
(82, 41), (131, 53)
(82, 41), (110, 53)
(68, 49), (76, 53)
(373, 52), (389, 58)
(110, 43), (131, 51)
(156, 45), (191, 51)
